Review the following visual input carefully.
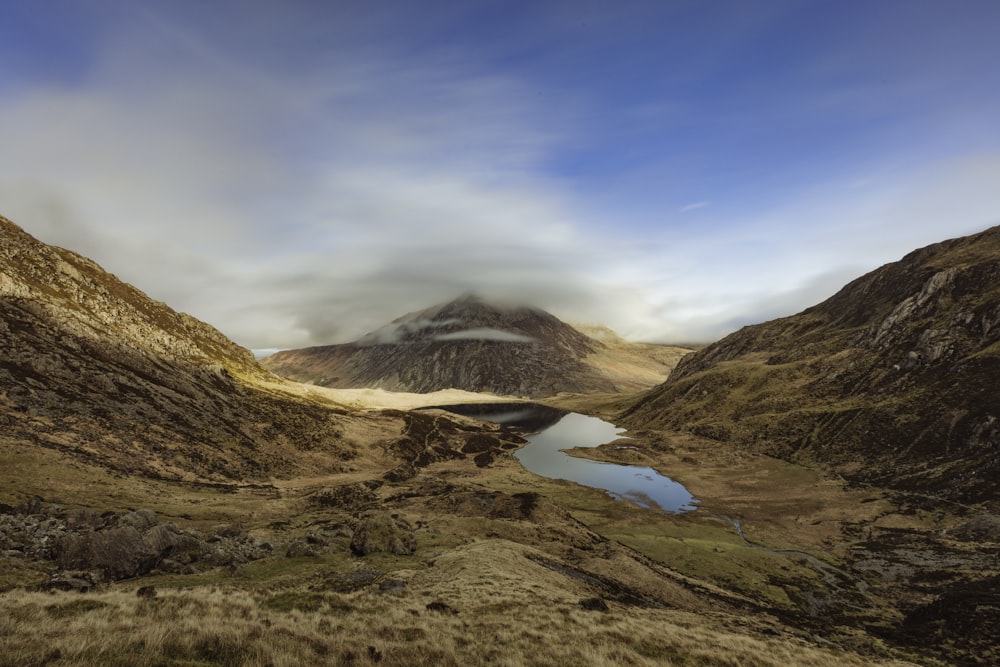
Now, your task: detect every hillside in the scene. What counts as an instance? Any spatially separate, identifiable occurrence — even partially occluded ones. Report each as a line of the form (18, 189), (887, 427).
(263, 295), (688, 397)
(1, 213), (984, 666)
(0, 216), (514, 484)
(622, 225), (1000, 504)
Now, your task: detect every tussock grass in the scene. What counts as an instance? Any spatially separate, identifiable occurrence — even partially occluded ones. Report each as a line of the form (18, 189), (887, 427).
(0, 585), (916, 667)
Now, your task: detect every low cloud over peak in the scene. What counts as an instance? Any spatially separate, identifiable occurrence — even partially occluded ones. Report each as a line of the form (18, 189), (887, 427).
(434, 328), (536, 343)
(1, 2), (998, 348)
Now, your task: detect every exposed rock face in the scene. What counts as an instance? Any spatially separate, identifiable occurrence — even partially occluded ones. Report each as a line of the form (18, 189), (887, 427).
(0, 504), (272, 587)
(0, 215), (365, 482)
(263, 295), (677, 397)
(623, 225), (1000, 503)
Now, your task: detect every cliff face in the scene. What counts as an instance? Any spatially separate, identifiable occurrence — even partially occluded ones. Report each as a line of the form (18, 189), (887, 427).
(623, 226), (1000, 502)
(265, 295), (628, 397)
(0, 216), (366, 482)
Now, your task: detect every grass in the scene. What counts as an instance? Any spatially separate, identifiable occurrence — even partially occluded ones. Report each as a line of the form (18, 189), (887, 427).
(0, 585), (916, 667)
(0, 427), (937, 667)
(0, 362), (945, 667)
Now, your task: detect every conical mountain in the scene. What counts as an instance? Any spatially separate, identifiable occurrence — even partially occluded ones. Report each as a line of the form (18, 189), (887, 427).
(265, 294), (690, 397)
(622, 225), (1000, 503)
(264, 294), (618, 397)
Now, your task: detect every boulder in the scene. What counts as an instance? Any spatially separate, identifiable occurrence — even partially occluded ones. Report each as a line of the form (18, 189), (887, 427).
(350, 515), (417, 556)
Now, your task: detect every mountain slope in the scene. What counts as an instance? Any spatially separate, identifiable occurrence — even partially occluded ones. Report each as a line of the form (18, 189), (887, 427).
(622, 225), (1000, 503)
(263, 295), (686, 397)
(0, 215), (384, 482)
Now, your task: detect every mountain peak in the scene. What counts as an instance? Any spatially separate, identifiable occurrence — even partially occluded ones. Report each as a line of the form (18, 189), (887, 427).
(357, 294), (553, 347)
(264, 296), (610, 396)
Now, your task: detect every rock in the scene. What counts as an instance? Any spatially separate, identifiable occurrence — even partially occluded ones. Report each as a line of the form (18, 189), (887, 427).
(350, 515), (417, 556)
(211, 523), (246, 539)
(377, 578), (408, 596)
(308, 482), (381, 510)
(46, 571), (100, 593)
(315, 568), (382, 593)
(948, 515), (1000, 541)
(58, 526), (160, 580)
(285, 540), (322, 558)
(143, 523), (183, 555)
(425, 601), (457, 614)
(52, 512), (203, 580)
(579, 597), (610, 612)
(383, 463), (416, 482)
(119, 509), (158, 531)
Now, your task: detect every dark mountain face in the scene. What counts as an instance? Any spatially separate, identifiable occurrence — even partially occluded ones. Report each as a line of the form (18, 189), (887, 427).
(0, 216), (367, 482)
(623, 226), (1000, 503)
(263, 295), (620, 397)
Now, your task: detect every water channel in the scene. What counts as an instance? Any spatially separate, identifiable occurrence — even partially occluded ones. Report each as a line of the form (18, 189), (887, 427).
(430, 403), (698, 514)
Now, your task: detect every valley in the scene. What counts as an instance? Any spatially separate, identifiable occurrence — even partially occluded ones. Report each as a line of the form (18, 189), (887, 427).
(1, 215), (998, 666)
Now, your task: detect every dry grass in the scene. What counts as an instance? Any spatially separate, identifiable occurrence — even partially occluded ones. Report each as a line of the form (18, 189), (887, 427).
(0, 583), (916, 667)
(254, 378), (528, 411)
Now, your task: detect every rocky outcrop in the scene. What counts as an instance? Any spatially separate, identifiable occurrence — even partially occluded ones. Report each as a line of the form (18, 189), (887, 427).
(623, 225), (1000, 503)
(0, 504), (273, 588)
(350, 515), (417, 556)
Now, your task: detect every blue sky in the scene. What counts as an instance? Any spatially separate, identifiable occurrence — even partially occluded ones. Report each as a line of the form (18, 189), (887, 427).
(1, 0), (998, 348)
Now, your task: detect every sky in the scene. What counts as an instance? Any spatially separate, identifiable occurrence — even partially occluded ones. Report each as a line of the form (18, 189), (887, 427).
(1, 0), (999, 351)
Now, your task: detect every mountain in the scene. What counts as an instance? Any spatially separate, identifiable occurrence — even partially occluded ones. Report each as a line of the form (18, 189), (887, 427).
(5, 213), (994, 666)
(1, 214), (858, 667)
(0, 215), (355, 482)
(2, 216), (486, 486)
(263, 295), (688, 397)
(622, 225), (1000, 503)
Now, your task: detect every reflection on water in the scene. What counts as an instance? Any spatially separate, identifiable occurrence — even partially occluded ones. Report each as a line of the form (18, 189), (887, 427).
(424, 402), (565, 432)
(430, 404), (698, 514)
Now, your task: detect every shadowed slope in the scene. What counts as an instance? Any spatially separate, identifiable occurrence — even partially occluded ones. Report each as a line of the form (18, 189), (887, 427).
(623, 225), (1000, 503)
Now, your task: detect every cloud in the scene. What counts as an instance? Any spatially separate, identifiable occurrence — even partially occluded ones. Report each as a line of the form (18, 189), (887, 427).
(678, 201), (710, 213)
(434, 328), (536, 343)
(0, 7), (601, 348)
(1, 2), (998, 352)
(357, 318), (457, 346)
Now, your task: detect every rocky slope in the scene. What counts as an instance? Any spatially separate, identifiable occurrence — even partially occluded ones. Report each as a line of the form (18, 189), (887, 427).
(0, 217), (514, 484)
(622, 225), (1000, 503)
(263, 295), (686, 397)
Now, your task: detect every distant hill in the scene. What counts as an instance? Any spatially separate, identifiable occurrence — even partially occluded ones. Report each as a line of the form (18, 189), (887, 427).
(263, 295), (689, 397)
(622, 225), (1000, 503)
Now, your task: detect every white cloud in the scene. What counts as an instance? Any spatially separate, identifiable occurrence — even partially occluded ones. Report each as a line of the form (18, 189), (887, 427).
(434, 329), (536, 343)
(1, 3), (998, 352)
(678, 201), (710, 213)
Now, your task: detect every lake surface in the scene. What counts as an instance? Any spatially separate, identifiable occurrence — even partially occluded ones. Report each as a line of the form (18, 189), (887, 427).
(429, 403), (698, 513)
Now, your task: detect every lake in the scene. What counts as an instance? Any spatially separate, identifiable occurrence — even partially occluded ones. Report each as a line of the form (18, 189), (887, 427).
(429, 403), (698, 513)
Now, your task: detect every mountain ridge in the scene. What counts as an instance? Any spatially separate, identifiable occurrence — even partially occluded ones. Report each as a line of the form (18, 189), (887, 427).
(622, 224), (1000, 503)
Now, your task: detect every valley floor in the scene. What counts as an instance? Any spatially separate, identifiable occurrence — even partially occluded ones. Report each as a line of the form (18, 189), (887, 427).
(1, 387), (995, 666)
